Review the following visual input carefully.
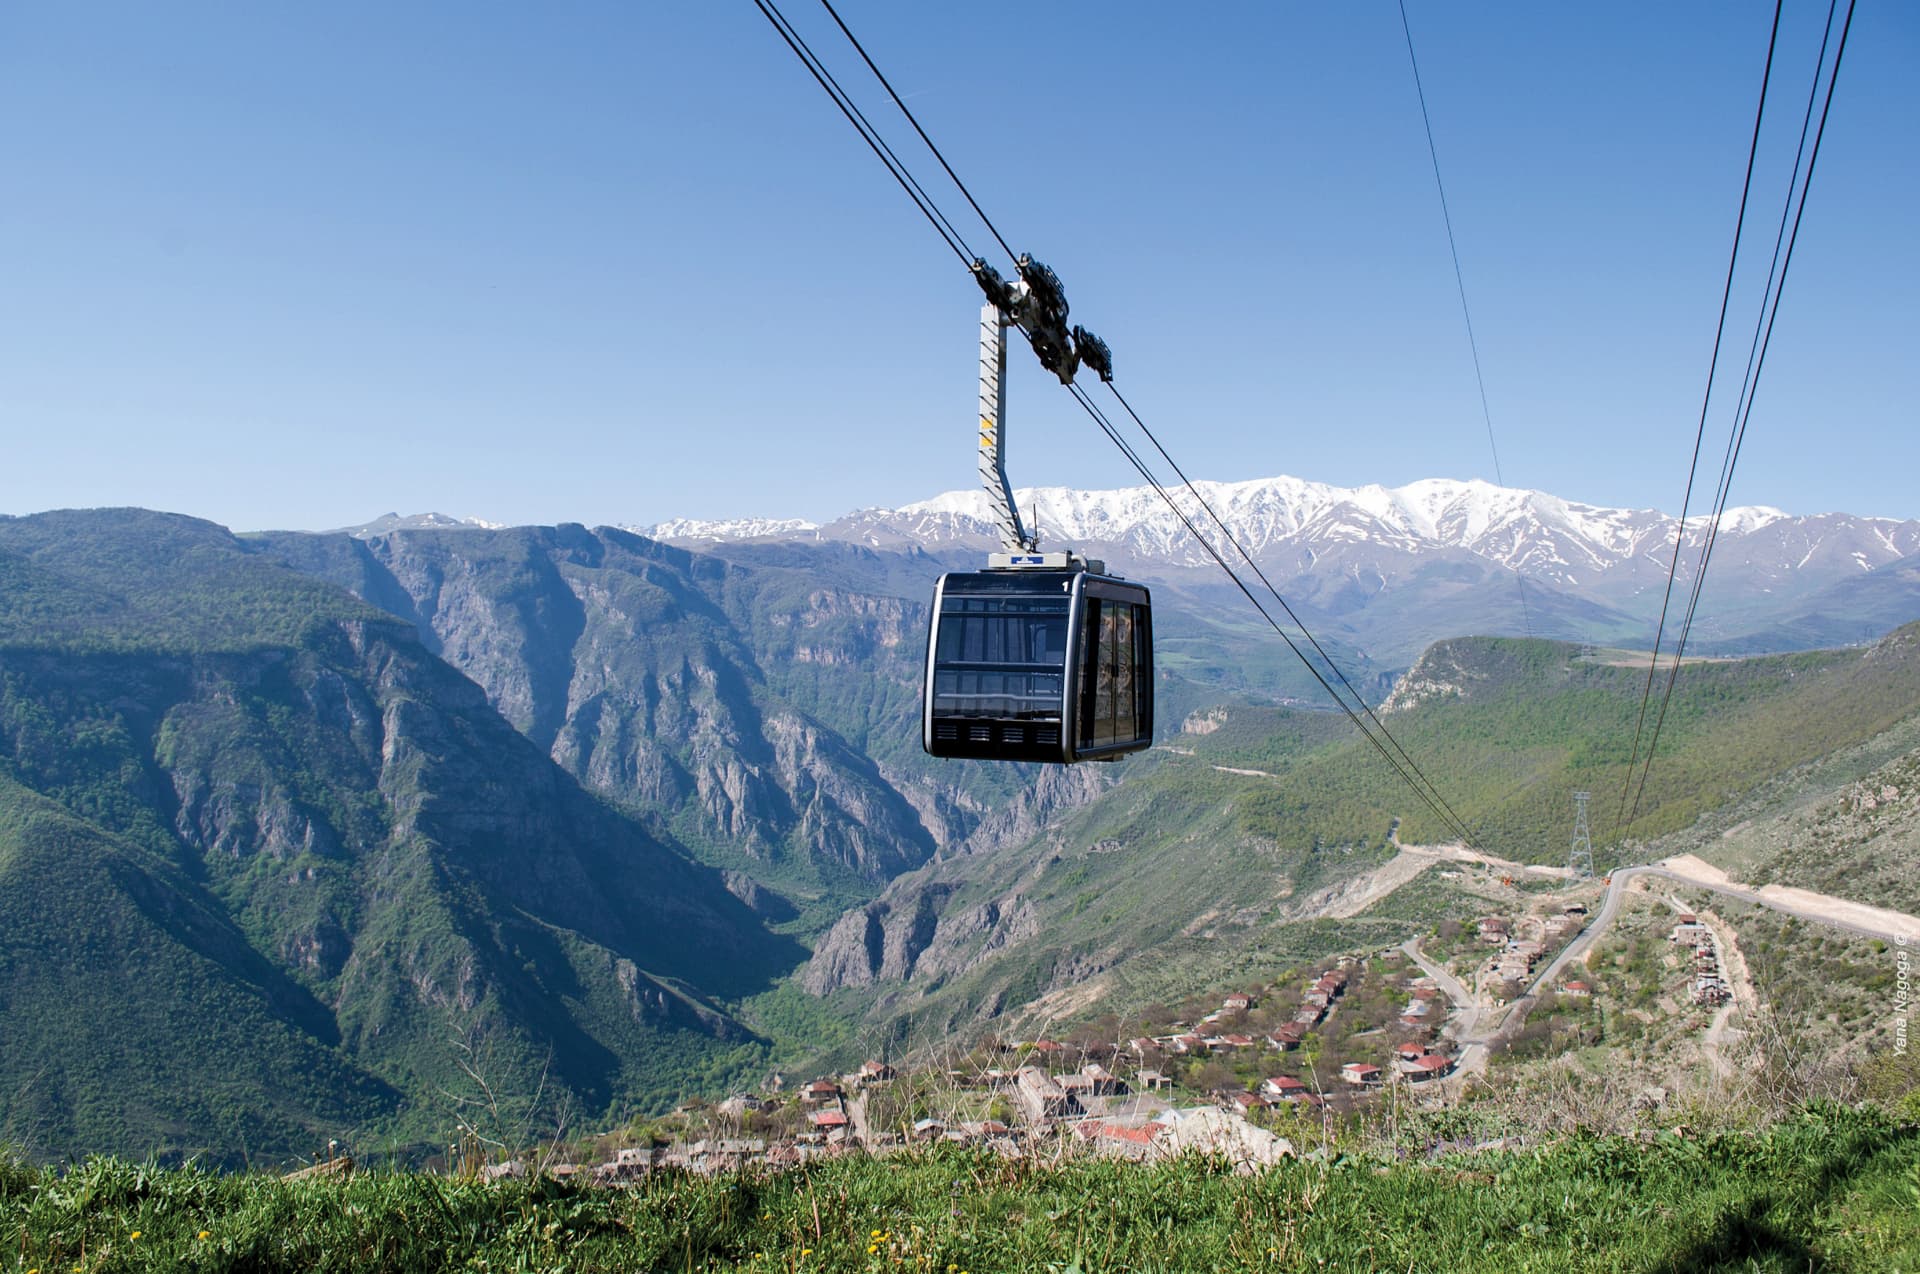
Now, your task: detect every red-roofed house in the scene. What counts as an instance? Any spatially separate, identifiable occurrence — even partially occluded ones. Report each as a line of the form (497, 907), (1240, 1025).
(808, 1109), (849, 1128)
(1340, 1063), (1383, 1086)
(1399, 1054), (1455, 1081)
(1259, 1075), (1310, 1101)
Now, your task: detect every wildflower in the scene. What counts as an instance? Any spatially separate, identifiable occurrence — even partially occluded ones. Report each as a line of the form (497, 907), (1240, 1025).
(129, 1230), (142, 1239)
(868, 1245), (880, 1255)
(199, 1231), (212, 1241)
(871, 1229), (884, 1238)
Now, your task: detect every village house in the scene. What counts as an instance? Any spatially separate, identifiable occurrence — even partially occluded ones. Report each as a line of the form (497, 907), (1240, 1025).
(801, 1079), (841, 1106)
(1259, 1075), (1310, 1102)
(1136, 1069), (1173, 1092)
(1014, 1066), (1082, 1123)
(714, 1094), (767, 1120)
(1070, 1119), (1164, 1161)
(1222, 1090), (1272, 1117)
(1222, 992), (1255, 1012)
(1340, 1063), (1383, 1087)
(855, 1060), (897, 1086)
(807, 1109), (849, 1131)
(1398, 1053), (1456, 1082)
(1562, 980), (1592, 997)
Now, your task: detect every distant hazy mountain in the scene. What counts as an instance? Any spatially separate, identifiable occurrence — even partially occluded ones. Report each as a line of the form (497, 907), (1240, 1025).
(648, 476), (1920, 661)
(324, 512), (502, 536)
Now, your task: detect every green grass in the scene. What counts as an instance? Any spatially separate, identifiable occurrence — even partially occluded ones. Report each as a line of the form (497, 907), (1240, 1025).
(2, 1105), (1915, 1272)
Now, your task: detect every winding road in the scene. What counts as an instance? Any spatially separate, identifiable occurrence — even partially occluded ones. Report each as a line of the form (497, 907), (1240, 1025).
(1403, 857), (1919, 1070)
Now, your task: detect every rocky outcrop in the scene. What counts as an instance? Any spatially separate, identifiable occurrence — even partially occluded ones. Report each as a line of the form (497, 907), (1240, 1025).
(259, 525), (1105, 891)
(800, 883), (1041, 995)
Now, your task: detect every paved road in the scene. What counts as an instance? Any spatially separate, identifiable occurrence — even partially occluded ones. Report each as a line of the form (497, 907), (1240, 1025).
(1493, 861), (1914, 1049)
(1399, 938), (1494, 1078)
(1621, 865), (1916, 944)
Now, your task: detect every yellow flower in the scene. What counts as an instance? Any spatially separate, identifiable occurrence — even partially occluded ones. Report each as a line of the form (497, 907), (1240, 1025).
(871, 1229), (884, 1238)
(199, 1230), (212, 1241)
(868, 1245), (880, 1255)
(129, 1230), (142, 1239)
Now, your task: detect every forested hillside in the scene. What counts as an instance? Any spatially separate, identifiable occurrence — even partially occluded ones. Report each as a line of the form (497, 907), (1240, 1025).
(0, 511), (803, 1161)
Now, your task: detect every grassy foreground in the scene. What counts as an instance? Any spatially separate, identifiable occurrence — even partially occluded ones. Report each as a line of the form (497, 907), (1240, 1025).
(3, 1107), (1916, 1273)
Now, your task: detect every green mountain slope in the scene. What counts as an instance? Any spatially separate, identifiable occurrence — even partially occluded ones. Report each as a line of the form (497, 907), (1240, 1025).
(256, 526), (1108, 925)
(0, 777), (397, 1159)
(0, 511), (803, 1161)
(801, 627), (1920, 1045)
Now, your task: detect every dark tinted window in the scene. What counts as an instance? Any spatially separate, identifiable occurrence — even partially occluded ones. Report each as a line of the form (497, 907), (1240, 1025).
(1081, 599), (1150, 748)
(931, 593), (1069, 720)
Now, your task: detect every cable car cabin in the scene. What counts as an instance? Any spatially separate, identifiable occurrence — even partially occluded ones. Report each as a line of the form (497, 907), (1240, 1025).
(923, 569), (1153, 763)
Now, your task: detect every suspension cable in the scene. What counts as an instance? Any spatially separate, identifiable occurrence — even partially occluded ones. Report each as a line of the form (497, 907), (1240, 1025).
(756, 0), (1480, 845)
(1613, 0), (1786, 837)
(1627, 0), (1854, 825)
(1395, 0), (1533, 640)
(816, 0), (1019, 266)
(1057, 372), (1478, 847)
(1104, 381), (1478, 844)
(750, 0), (976, 266)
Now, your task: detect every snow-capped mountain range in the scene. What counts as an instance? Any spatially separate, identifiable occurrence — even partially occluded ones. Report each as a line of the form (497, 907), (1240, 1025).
(649, 474), (1918, 591)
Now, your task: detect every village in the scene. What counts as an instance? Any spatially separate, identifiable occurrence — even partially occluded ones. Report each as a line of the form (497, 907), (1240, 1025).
(501, 947), (1493, 1182)
(465, 879), (1770, 1183)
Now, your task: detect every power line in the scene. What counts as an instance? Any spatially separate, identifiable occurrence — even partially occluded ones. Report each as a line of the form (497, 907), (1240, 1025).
(1614, 0), (1786, 837)
(1627, 0), (1855, 825)
(1395, 0), (1533, 640)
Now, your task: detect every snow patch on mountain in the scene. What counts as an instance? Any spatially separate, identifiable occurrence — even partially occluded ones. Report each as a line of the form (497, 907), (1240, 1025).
(641, 516), (822, 541)
(644, 475), (1920, 597)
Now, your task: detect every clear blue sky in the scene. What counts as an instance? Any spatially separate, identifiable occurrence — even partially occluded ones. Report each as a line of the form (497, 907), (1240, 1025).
(2, 2), (1913, 531)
